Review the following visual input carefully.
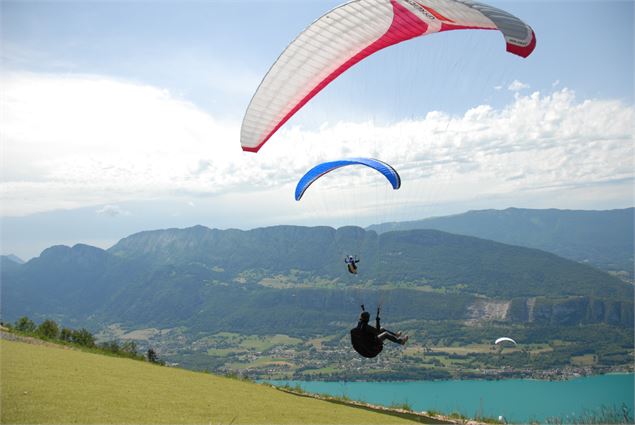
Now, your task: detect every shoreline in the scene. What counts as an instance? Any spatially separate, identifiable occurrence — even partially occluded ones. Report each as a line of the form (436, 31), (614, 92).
(272, 385), (477, 425)
(264, 374), (634, 424)
(261, 367), (634, 383)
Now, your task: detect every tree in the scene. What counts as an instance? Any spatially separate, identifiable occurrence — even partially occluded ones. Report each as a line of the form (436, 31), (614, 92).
(60, 327), (73, 342)
(99, 341), (121, 354)
(147, 348), (159, 363)
(15, 316), (36, 333)
(37, 319), (60, 340)
(71, 328), (95, 347)
(122, 341), (138, 357)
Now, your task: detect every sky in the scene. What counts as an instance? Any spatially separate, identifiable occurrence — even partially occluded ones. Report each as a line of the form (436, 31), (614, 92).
(1, 0), (634, 260)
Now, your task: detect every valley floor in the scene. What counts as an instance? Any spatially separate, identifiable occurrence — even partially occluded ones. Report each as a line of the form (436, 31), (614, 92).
(106, 323), (633, 383)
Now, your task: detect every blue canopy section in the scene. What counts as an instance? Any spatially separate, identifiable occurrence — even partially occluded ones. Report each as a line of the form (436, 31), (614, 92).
(295, 158), (401, 201)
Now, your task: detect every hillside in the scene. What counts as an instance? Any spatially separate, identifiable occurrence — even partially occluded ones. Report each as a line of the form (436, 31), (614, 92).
(367, 208), (634, 278)
(1, 255), (24, 275)
(2, 224), (633, 381)
(1, 225), (632, 334)
(0, 337), (422, 424)
(1, 254), (24, 264)
(106, 225), (630, 300)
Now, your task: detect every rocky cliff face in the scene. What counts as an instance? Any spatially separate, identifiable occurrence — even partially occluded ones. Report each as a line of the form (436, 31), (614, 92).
(506, 296), (634, 327)
(466, 299), (511, 323)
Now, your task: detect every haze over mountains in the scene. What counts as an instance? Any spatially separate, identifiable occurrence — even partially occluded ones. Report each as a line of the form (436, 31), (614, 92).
(2, 208), (633, 336)
(368, 207), (634, 279)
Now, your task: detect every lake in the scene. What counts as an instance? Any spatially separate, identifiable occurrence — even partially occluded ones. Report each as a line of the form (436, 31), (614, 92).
(266, 374), (634, 423)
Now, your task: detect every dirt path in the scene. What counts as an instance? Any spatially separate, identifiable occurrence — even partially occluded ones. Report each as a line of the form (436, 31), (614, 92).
(0, 330), (75, 350)
(275, 386), (487, 425)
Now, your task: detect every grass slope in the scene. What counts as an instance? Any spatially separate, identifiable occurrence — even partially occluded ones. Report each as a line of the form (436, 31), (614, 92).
(1, 339), (416, 424)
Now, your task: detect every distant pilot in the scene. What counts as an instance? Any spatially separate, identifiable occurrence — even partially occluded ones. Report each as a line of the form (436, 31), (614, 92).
(345, 255), (359, 274)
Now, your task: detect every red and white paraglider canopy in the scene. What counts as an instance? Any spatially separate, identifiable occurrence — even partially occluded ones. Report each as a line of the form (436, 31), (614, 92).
(240, 0), (536, 153)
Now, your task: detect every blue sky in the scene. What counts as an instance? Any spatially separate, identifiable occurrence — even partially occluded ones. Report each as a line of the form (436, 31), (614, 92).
(1, 0), (633, 259)
(3, 1), (633, 117)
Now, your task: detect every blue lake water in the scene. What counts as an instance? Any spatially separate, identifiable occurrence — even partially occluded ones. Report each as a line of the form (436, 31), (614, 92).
(266, 374), (634, 423)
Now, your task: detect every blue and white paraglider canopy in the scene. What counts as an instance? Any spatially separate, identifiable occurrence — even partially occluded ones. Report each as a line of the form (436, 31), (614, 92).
(295, 158), (401, 201)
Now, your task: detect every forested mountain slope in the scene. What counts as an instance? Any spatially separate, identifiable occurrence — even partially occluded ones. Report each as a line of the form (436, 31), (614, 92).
(2, 225), (632, 333)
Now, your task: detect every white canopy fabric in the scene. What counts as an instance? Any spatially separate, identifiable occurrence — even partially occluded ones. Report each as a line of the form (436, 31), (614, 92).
(240, 0), (536, 153)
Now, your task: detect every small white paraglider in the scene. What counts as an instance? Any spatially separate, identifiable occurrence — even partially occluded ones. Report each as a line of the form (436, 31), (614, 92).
(495, 337), (517, 346)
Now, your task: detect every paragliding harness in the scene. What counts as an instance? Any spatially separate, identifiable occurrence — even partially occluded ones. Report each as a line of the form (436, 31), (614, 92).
(345, 255), (359, 274)
(350, 305), (383, 358)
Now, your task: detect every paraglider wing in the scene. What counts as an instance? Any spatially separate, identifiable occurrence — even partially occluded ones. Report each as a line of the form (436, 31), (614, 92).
(495, 337), (517, 346)
(241, 0), (536, 153)
(295, 158), (401, 201)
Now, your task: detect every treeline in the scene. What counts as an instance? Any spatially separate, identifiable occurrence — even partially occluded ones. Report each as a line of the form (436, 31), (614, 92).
(4, 316), (163, 364)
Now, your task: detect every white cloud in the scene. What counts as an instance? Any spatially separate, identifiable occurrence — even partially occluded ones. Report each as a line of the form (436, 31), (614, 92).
(508, 80), (530, 91)
(1, 72), (633, 224)
(96, 205), (130, 217)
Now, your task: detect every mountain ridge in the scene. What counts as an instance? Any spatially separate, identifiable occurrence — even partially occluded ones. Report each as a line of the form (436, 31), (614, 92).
(2, 224), (632, 332)
(367, 207), (634, 278)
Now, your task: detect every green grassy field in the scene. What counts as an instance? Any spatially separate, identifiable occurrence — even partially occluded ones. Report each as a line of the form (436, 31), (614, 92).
(1, 339), (417, 424)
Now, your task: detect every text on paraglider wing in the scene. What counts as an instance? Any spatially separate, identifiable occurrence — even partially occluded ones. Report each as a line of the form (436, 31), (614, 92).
(402, 0), (438, 21)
